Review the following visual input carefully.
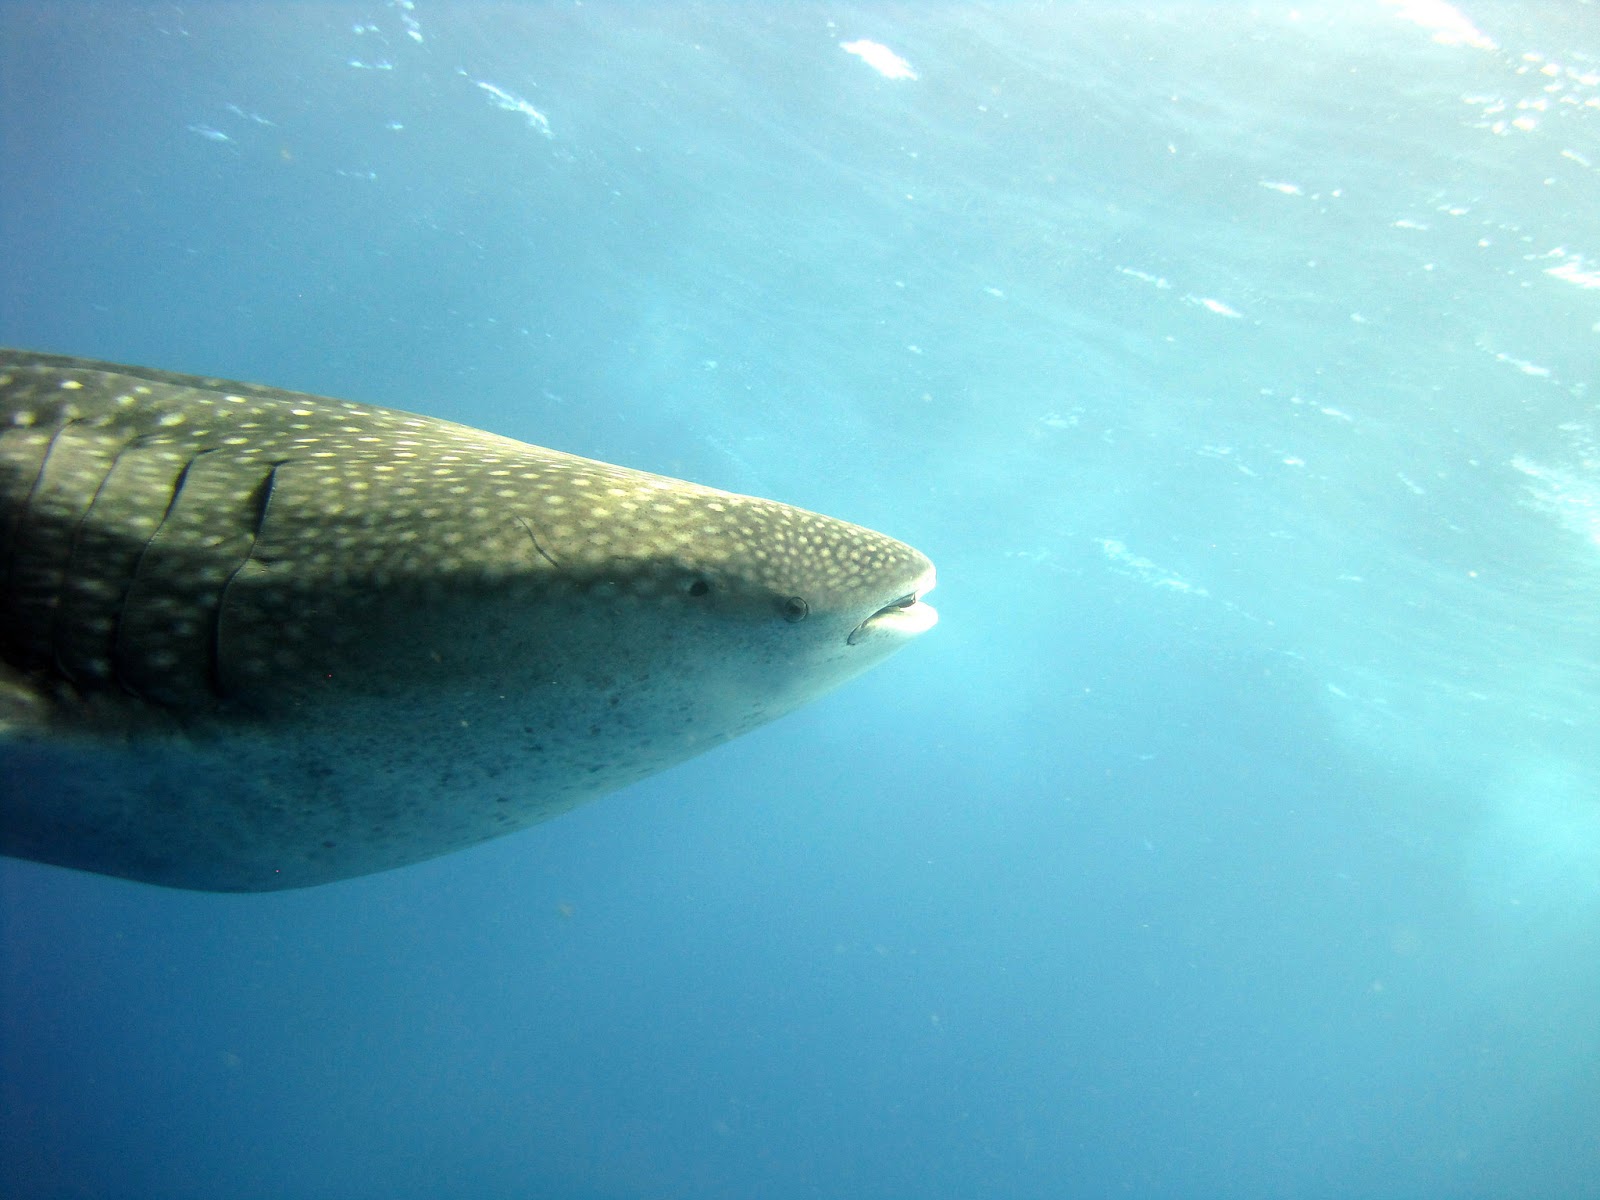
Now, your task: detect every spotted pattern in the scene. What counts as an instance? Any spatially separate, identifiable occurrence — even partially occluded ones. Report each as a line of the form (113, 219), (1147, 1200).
(0, 350), (937, 890)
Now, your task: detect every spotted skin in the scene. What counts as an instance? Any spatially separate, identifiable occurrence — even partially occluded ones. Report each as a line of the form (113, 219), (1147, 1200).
(0, 350), (936, 890)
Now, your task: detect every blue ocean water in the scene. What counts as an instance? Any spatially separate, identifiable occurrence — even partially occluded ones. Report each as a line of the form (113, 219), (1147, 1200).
(2, 1), (1597, 1196)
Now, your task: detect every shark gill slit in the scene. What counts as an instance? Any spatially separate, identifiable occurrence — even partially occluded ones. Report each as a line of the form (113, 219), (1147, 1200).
(513, 513), (560, 568)
(210, 460), (284, 700)
(52, 434), (146, 685)
(110, 447), (215, 700)
(1, 418), (79, 624)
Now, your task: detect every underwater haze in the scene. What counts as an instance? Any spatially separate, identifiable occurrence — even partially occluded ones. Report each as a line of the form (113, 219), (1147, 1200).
(2, 1), (1598, 1197)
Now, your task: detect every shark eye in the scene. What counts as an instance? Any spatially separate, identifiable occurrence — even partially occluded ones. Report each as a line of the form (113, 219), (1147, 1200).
(783, 596), (809, 623)
(687, 579), (710, 597)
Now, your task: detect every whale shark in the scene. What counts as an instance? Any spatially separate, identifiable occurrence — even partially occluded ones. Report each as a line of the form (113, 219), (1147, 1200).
(0, 350), (936, 890)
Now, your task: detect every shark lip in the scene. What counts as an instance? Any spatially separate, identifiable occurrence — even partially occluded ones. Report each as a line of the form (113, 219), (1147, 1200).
(848, 572), (938, 645)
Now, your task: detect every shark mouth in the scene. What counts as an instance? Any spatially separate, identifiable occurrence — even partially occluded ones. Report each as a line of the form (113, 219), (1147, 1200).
(849, 573), (938, 645)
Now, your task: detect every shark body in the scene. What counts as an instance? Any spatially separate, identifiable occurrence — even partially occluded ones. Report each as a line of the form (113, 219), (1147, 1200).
(0, 350), (935, 890)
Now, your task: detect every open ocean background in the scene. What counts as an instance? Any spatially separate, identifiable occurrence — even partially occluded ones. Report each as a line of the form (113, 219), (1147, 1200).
(2, 2), (1598, 1197)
